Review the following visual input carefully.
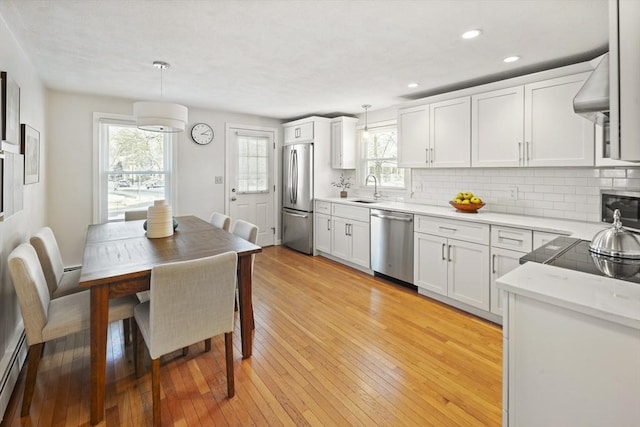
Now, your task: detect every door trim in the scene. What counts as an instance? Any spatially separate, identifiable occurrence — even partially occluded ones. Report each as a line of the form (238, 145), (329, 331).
(225, 123), (279, 244)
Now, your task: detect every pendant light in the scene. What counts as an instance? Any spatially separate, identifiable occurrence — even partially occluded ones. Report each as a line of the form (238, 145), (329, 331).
(362, 104), (371, 139)
(133, 61), (188, 133)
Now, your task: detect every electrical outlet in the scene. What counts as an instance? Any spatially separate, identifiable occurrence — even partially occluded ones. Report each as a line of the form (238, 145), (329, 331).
(507, 185), (518, 200)
(215, 176), (223, 184)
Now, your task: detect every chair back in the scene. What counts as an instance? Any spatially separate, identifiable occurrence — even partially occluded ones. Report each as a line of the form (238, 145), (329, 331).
(209, 212), (231, 231)
(147, 251), (238, 359)
(8, 244), (51, 345)
(30, 227), (65, 296)
(124, 210), (147, 221)
(230, 219), (259, 244)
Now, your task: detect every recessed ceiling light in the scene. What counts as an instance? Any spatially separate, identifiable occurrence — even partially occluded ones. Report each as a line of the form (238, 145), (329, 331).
(462, 29), (482, 39)
(407, 82), (419, 88)
(504, 56), (521, 63)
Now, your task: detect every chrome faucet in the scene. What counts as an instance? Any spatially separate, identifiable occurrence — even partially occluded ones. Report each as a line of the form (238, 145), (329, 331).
(365, 174), (381, 200)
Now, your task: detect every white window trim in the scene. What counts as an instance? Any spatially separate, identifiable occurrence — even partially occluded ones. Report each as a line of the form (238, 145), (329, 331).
(92, 112), (178, 223)
(356, 119), (410, 191)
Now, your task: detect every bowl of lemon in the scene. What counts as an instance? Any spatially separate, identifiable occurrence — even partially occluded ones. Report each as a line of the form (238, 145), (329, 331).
(449, 192), (485, 213)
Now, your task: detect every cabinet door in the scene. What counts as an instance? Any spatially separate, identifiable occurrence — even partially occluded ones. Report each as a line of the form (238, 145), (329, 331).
(490, 247), (525, 316)
(398, 105), (429, 168)
(447, 239), (490, 310)
(525, 73), (595, 167)
(315, 213), (332, 253)
(331, 217), (351, 260)
(284, 121), (314, 144)
(331, 118), (357, 169)
(471, 86), (524, 167)
(414, 233), (448, 296)
(430, 96), (471, 168)
(349, 220), (370, 268)
(331, 121), (344, 168)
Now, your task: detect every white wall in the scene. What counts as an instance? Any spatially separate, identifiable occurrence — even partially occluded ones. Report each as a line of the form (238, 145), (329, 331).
(0, 13), (47, 421)
(47, 91), (281, 264)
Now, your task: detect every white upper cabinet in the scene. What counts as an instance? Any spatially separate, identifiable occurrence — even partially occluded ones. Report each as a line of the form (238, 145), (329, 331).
(472, 73), (595, 167)
(284, 120), (314, 144)
(524, 73), (595, 166)
(430, 97), (471, 168)
(330, 117), (358, 169)
(398, 96), (471, 168)
(471, 86), (525, 167)
(398, 105), (429, 168)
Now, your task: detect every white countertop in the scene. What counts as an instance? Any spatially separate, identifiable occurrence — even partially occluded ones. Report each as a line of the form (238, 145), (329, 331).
(497, 262), (640, 330)
(316, 196), (607, 239)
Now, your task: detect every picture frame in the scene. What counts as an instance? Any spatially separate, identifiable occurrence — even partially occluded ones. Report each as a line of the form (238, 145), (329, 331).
(1, 71), (20, 153)
(21, 124), (39, 184)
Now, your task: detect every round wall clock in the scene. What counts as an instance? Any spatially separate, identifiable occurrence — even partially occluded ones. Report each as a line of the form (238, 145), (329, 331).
(191, 123), (214, 145)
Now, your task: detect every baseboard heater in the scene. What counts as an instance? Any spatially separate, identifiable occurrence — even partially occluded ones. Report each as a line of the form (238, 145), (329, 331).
(0, 330), (27, 422)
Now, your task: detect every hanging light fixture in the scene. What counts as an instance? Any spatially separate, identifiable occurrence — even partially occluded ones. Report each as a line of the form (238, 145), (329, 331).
(133, 61), (188, 133)
(362, 104), (371, 139)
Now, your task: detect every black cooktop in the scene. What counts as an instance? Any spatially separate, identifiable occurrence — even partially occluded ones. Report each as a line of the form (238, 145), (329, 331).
(520, 236), (640, 283)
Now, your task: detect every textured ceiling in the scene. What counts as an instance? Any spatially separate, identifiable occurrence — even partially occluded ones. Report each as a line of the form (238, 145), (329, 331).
(0, 0), (608, 120)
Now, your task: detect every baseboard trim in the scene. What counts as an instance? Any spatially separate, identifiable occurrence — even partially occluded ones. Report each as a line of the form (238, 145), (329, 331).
(0, 327), (27, 422)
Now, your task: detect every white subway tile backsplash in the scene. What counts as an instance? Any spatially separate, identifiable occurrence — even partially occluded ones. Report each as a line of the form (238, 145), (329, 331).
(407, 166), (640, 223)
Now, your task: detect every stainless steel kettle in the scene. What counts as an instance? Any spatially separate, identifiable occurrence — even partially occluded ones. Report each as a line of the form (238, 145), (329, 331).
(589, 209), (640, 259)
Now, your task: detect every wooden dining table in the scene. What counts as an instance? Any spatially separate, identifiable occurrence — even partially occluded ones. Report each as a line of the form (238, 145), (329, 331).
(79, 215), (262, 425)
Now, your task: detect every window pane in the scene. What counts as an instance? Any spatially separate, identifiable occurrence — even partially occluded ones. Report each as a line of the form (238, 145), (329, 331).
(237, 135), (269, 194)
(102, 121), (171, 221)
(365, 160), (405, 188)
(362, 126), (404, 189)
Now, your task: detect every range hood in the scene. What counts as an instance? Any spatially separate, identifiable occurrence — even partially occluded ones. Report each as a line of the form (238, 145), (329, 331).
(573, 53), (609, 126)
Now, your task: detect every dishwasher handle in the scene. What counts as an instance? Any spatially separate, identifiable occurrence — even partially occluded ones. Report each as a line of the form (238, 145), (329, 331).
(370, 210), (413, 222)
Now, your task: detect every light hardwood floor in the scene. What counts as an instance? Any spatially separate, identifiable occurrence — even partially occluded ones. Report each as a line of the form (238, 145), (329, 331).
(1, 245), (502, 426)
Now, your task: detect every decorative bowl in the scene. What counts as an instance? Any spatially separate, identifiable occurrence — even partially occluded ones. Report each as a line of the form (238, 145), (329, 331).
(449, 201), (485, 213)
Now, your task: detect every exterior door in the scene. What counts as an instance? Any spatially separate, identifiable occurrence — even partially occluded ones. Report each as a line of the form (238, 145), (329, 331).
(227, 126), (276, 247)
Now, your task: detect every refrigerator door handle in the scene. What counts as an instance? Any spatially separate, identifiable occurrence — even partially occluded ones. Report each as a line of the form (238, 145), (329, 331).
(292, 149), (298, 204)
(288, 149), (294, 204)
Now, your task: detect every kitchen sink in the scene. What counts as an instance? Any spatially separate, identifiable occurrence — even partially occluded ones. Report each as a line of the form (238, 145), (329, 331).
(351, 199), (379, 204)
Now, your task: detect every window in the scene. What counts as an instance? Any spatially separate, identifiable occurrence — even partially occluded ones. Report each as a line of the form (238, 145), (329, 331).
(236, 134), (270, 193)
(94, 114), (175, 222)
(360, 123), (406, 189)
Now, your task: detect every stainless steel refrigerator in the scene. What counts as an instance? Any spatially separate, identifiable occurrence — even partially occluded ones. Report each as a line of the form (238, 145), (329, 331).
(282, 143), (314, 254)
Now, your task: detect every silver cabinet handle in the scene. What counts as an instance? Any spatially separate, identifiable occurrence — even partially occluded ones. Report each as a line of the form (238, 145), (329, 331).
(448, 245), (452, 262)
(430, 148), (433, 164)
(295, 127), (301, 138)
(525, 141), (530, 162)
(425, 148), (429, 164)
(499, 236), (524, 244)
(441, 243), (446, 260)
(345, 223), (348, 236)
(439, 226), (457, 232)
(518, 142), (522, 165)
(349, 224), (352, 236)
(492, 254), (497, 274)
(327, 219), (331, 231)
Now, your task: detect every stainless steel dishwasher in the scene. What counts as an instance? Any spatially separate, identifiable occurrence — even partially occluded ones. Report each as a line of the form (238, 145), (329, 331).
(370, 209), (414, 285)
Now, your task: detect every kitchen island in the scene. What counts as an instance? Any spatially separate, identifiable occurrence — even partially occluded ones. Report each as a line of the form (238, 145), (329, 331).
(497, 262), (640, 426)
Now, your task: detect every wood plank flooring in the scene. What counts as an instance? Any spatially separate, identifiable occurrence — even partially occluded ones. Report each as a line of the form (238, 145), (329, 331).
(1, 246), (502, 426)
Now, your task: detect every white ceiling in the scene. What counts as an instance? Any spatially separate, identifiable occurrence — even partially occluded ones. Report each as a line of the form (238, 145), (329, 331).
(0, 0), (608, 120)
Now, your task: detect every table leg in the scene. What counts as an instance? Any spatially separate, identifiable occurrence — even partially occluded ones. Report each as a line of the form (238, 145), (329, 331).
(90, 286), (109, 425)
(237, 255), (254, 358)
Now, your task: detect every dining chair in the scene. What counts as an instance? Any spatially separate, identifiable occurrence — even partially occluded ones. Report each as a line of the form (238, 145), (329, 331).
(8, 243), (139, 417)
(209, 211), (231, 231)
(124, 209), (147, 221)
(134, 251), (238, 427)
(30, 227), (83, 298)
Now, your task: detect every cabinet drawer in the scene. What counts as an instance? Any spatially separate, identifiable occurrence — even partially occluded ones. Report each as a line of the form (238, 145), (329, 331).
(415, 215), (489, 244)
(284, 122), (314, 143)
(332, 203), (370, 223)
(491, 226), (533, 252)
(316, 201), (331, 214)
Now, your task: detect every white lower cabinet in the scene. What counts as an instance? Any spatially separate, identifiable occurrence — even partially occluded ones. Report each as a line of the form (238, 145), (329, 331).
(314, 212), (332, 254)
(414, 216), (490, 311)
(490, 247), (525, 316)
(332, 217), (370, 268)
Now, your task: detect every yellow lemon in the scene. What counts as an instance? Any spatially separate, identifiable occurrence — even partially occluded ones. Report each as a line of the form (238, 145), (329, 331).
(461, 199), (470, 204)
(470, 196), (481, 204)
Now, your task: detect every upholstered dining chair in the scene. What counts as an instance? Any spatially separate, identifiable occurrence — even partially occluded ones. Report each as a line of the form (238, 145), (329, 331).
(30, 227), (83, 299)
(134, 251), (238, 427)
(209, 212), (231, 231)
(124, 209), (147, 221)
(8, 243), (139, 417)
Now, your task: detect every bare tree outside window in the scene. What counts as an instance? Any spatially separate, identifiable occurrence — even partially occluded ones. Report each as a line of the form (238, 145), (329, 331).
(361, 126), (405, 188)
